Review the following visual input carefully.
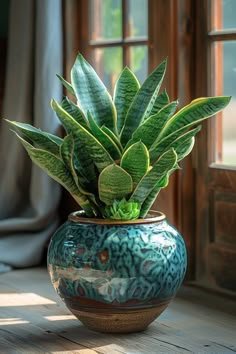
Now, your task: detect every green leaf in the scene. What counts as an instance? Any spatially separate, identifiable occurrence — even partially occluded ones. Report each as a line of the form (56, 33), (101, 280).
(60, 133), (102, 216)
(51, 99), (114, 173)
(120, 141), (150, 188)
(147, 89), (170, 117)
(139, 187), (161, 218)
(98, 164), (133, 205)
(60, 133), (74, 168)
(113, 67), (140, 134)
(168, 126), (201, 161)
(129, 148), (177, 205)
(149, 96), (231, 162)
(60, 133), (81, 187)
(14, 133), (95, 216)
(104, 198), (141, 220)
(56, 74), (76, 96)
(120, 58), (167, 145)
(149, 126), (187, 162)
(150, 126), (201, 163)
(101, 126), (123, 153)
(139, 162), (180, 218)
(125, 100), (178, 150)
(51, 100), (98, 190)
(157, 96), (231, 142)
(61, 97), (89, 130)
(71, 53), (117, 132)
(87, 112), (121, 161)
(6, 120), (62, 156)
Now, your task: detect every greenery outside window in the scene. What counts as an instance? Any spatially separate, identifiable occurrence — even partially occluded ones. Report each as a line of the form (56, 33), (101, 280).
(85, 0), (148, 91)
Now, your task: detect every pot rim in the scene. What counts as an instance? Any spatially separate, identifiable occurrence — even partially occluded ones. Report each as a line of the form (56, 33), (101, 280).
(68, 210), (166, 225)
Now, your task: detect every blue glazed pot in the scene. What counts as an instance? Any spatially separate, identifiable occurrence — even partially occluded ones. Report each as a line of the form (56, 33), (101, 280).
(47, 211), (187, 333)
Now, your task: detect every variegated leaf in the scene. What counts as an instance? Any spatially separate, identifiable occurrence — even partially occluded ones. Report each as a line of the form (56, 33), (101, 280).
(113, 67), (140, 134)
(129, 148), (177, 205)
(169, 126), (201, 161)
(125, 101), (178, 150)
(71, 53), (117, 132)
(150, 125), (202, 162)
(98, 164), (133, 205)
(51, 101), (98, 189)
(120, 58), (167, 146)
(56, 74), (75, 96)
(139, 187), (161, 218)
(14, 133), (95, 216)
(120, 141), (149, 188)
(87, 112), (121, 161)
(61, 97), (89, 130)
(60, 133), (80, 187)
(157, 96), (231, 142)
(101, 126), (123, 153)
(6, 120), (62, 156)
(147, 89), (170, 118)
(139, 163), (179, 218)
(60, 133), (102, 215)
(51, 99), (114, 173)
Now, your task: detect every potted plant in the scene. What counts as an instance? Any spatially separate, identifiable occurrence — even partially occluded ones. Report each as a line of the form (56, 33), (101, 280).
(6, 53), (230, 333)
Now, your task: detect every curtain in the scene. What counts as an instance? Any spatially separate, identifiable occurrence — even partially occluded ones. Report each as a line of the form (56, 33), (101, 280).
(0, 0), (63, 270)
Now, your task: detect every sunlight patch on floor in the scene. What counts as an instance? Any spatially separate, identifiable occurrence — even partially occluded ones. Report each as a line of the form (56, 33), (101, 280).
(51, 350), (97, 354)
(0, 318), (30, 325)
(44, 315), (76, 321)
(0, 293), (56, 306)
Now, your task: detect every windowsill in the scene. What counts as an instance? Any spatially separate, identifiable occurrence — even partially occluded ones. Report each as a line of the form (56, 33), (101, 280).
(0, 268), (235, 353)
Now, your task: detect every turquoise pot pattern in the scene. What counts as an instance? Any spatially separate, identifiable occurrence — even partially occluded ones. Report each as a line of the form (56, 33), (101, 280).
(47, 213), (187, 311)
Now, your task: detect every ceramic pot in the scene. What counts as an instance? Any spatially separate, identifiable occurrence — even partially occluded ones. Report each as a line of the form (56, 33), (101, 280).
(47, 211), (187, 333)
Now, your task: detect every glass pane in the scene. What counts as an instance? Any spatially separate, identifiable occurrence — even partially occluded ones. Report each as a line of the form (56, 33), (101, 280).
(90, 47), (122, 93)
(212, 0), (236, 30)
(89, 0), (122, 41)
(127, 0), (148, 38)
(129, 46), (148, 84)
(214, 41), (236, 165)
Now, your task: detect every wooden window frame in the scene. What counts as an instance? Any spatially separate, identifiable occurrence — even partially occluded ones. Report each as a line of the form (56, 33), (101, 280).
(78, 0), (148, 73)
(63, 0), (195, 279)
(65, 0), (236, 288)
(195, 0), (236, 293)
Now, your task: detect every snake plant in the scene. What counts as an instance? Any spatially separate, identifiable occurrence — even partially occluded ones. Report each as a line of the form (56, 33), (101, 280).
(6, 53), (231, 220)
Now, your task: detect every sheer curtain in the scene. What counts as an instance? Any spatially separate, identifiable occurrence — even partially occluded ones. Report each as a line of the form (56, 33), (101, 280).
(0, 0), (63, 270)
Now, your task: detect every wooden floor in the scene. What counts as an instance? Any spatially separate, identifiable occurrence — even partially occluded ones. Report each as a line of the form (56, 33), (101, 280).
(0, 268), (235, 354)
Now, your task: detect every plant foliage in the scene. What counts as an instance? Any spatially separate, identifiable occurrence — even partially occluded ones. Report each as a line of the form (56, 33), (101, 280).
(7, 53), (231, 219)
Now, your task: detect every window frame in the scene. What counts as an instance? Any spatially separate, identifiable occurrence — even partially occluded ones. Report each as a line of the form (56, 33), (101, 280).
(63, 0), (193, 277)
(63, 0), (236, 292)
(195, 0), (236, 292)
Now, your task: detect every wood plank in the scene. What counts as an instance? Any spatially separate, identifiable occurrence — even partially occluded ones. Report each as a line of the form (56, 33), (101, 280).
(148, 0), (179, 228)
(176, 0), (196, 281)
(0, 268), (236, 353)
(208, 243), (236, 291)
(213, 193), (236, 244)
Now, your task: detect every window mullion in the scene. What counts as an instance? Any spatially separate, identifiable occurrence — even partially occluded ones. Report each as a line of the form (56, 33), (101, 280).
(122, 0), (130, 67)
(208, 30), (236, 41)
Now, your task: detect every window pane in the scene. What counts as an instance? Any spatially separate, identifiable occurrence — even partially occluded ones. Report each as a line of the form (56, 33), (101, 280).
(127, 0), (148, 38)
(90, 47), (122, 92)
(212, 0), (236, 30)
(89, 0), (122, 41)
(214, 41), (236, 165)
(129, 46), (148, 84)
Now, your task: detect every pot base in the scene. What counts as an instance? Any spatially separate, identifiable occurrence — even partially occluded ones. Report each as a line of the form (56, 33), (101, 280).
(69, 303), (169, 333)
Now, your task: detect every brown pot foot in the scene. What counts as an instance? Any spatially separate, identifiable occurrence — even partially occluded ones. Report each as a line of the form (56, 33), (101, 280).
(70, 303), (169, 333)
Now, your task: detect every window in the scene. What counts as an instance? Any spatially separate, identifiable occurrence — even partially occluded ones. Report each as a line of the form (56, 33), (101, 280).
(64, 0), (236, 294)
(85, 0), (148, 92)
(195, 0), (236, 293)
(210, 0), (236, 165)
